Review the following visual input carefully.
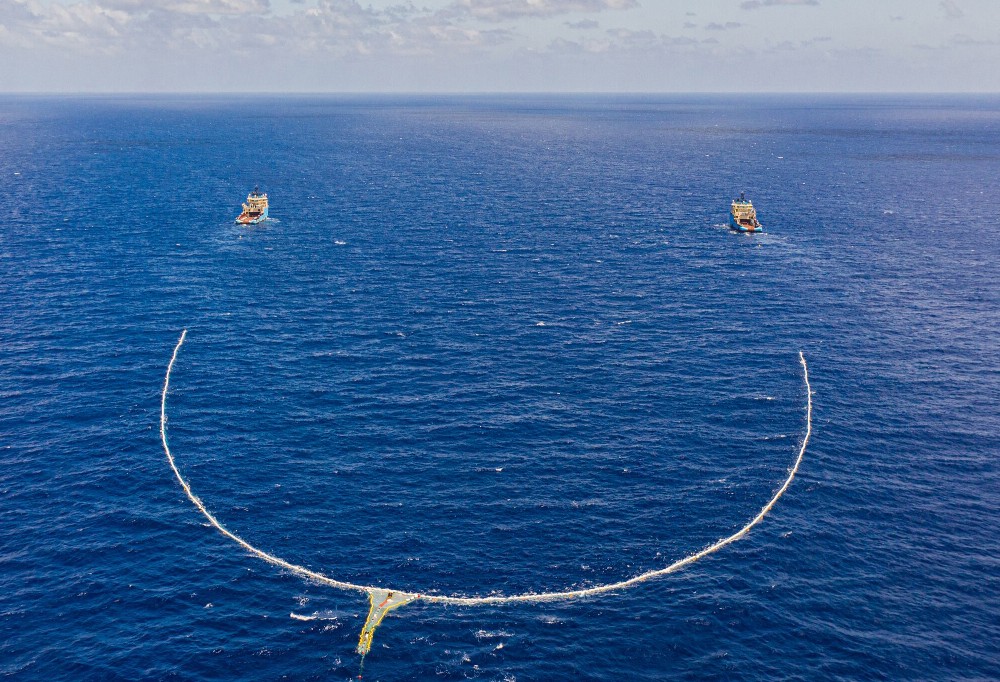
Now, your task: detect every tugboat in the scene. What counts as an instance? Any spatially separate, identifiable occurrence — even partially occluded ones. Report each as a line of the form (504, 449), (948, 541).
(236, 187), (269, 224)
(729, 192), (762, 232)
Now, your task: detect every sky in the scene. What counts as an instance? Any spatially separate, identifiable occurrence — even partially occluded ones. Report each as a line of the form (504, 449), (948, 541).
(1, 0), (998, 92)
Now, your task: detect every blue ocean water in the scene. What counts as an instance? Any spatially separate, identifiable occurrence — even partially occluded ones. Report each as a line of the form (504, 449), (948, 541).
(1, 94), (998, 681)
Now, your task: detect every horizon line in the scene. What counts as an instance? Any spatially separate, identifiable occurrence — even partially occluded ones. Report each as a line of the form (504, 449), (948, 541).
(2, 90), (999, 97)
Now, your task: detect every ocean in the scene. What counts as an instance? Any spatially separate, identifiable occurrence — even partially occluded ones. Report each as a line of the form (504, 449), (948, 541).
(1, 94), (997, 680)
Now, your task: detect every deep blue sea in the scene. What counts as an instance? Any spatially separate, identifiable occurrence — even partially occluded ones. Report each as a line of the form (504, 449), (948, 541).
(1, 94), (998, 681)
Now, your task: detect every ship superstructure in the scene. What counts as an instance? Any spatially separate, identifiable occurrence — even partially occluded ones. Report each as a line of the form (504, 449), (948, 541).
(236, 187), (269, 224)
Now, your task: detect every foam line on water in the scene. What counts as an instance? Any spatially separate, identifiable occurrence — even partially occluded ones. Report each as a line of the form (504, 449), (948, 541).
(161, 329), (372, 596)
(161, 329), (812, 608)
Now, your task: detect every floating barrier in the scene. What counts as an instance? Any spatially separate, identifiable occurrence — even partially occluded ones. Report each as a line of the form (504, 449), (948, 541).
(160, 329), (813, 658)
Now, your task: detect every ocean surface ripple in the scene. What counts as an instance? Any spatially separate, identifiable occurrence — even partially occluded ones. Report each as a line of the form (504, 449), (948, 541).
(1, 94), (998, 680)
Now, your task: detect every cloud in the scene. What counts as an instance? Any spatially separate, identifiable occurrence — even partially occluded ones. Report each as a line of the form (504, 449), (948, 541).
(907, 35), (993, 51)
(0, 0), (40, 23)
(801, 35), (831, 46)
(0, 0), (272, 51)
(278, 1), (520, 56)
(940, 1), (963, 19)
(446, 0), (638, 23)
(565, 18), (599, 29)
(98, 0), (270, 16)
(605, 28), (698, 49)
(547, 26), (703, 55)
(0, 0), (512, 55)
(705, 22), (742, 31)
(0, 0), (133, 51)
(741, 0), (818, 9)
(950, 33), (999, 46)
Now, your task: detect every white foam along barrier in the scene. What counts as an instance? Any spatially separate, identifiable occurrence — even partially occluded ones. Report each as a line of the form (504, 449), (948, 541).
(161, 329), (813, 655)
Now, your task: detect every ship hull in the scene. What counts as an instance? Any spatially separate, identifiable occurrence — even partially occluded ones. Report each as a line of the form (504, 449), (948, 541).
(729, 215), (762, 232)
(236, 207), (268, 225)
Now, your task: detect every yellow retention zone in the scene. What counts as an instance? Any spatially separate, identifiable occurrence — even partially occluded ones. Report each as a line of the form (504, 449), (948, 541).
(357, 589), (419, 655)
